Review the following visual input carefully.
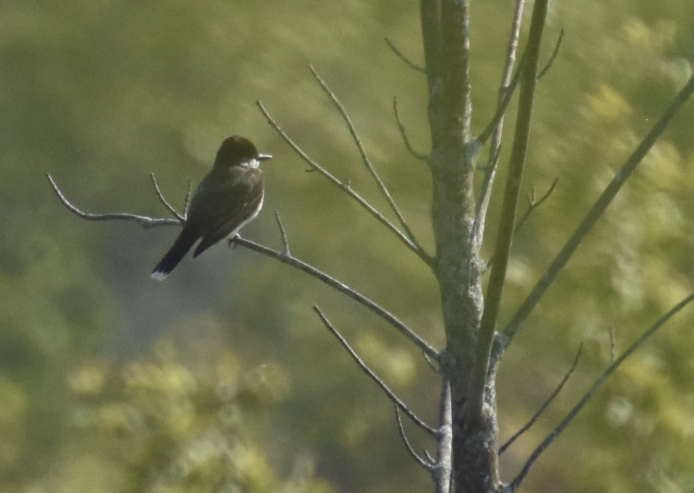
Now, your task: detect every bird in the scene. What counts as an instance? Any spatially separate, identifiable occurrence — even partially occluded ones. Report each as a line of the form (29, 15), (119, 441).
(151, 136), (272, 280)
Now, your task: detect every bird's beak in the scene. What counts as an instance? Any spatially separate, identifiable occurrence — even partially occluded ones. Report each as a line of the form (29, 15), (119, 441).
(257, 153), (273, 161)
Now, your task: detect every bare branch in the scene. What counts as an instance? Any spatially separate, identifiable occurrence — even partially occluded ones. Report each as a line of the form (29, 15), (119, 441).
(468, 0), (550, 427)
(393, 96), (429, 161)
(233, 236), (439, 360)
(505, 293), (694, 493)
(434, 380), (453, 493)
(183, 179), (193, 216)
(309, 66), (427, 255)
(609, 326), (616, 364)
(314, 305), (437, 436)
(470, 0), (526, 259)
(274, 211), (291, 256)
(384, 37), (426, 73)
(537, 29), (564, 80)
(50, 172), (438, 359)
(514, 178), (558, 234)
(502, 72), (694, 349)
(256, 100), (433, 266)
(149, 173), (186, 222)
(47, 173), (180, 229)
(499, 343), (582, 455)
(395, 407), (435, 471)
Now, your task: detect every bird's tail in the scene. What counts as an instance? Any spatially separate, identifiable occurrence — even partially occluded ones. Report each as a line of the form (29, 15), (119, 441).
(151, 228), (198, 280)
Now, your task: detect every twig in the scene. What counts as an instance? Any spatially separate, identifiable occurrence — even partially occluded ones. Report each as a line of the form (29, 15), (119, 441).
(476, 50), (525, 146)
(514, 178), (558, 234)
(609, 326), (617, 363)
(274, 211), (291, 256)
(384, 37), (426, 73)
(504, 293), (694, 493)
(467, 0), (550, 427)
(183, 179), (193, 216)
(314, 305), (436, 435)
(256, 100), (433, 266)
(234, 236), (439, 360)
(434, 379), (453, 493)
(537, 29), (564, 80)
(49, 171), (438, 360)
(499, 343), (582, 455)
(150, 173), (186, 222)
(395, 407), (435, 470)
(309, 65), (426, 254)
(469, 0), (526, 260)
(393, 96), (429, 160)
(502, 71), (694, 349)
(47, 174), (180, 229)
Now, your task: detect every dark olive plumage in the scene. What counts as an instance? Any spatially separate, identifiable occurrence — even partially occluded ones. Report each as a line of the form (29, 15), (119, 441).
(151, 136), (272, 280)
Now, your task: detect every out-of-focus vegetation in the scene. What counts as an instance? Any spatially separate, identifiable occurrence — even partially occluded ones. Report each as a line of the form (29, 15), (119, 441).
(2, 0), (694, 492)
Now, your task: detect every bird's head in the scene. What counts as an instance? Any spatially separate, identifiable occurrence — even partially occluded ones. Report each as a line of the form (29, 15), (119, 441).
(214, 135), (272, 169)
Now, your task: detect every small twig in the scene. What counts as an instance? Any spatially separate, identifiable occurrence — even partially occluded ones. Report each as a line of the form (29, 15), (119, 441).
(395, 407), (435, 471)
(50, 172), (438, 360)
(149, 173), (186, 222)
(424, 351), (443, 374)
(47, 174), (180, 229)
(502, 72), (694, 349)
(234, 237), (439, 360)
(537, 29), (564, 80)
(183, 179), (193, 216)
(384, 37), (426, 73)
(256, 100), (433, 266)
(499, 343), (582, 455)
(514, 178), (558, 234)
(274, 211), (291, 256)
(477, 51), (526, 146)
(470, 0), (526, 259)
(504, 293), (694, 493)
(314, 306), (436, 436)
(609, 326), (616, 364)
(393, 97), (429, 160)
(309, 66), (426, 255)
(434, 380), (453, 493)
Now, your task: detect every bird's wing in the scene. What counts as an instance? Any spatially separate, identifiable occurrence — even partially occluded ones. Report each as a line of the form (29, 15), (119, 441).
(189, 168), (264, 258)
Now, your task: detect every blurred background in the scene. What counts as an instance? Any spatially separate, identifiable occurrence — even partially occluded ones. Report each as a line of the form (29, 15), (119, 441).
(2, 0), (694, 492)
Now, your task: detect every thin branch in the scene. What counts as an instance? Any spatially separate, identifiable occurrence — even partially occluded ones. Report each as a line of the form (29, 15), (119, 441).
(385, 37), (426, 73)
(395, 407), (435, 471)
(505, 293), (694, 493)
(183, 179), (193, 216)
(514, 178), (558, 234)
(499, 343), (582, 455)
(470, 0), (526, 259)
(47, 174), (180, 229)
(150, 173), (186, 222)
(256, 100), (433, 266)
(609, 326), (616, 364)
(468, 0), (550, 427)
(424, 351), (443, 374)
(393, 96), (429, 160)
(477, 52), (525, 147)
(234, 236), (439, 360)
(537, 29), (564, 80)
(309, 65), (426, 254)
(314, 305), (437, 436)
(502, 71), (694, 348)
(274, 211), (291, 256)
(50, 172), (438, 360)
(434, 379), (453, 493)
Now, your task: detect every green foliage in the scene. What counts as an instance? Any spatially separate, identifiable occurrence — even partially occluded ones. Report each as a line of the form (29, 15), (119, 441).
(20, 337), (332, 493)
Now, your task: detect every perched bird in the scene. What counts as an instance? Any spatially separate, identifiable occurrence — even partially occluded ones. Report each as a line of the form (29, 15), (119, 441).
(151, 136), (272, 280)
